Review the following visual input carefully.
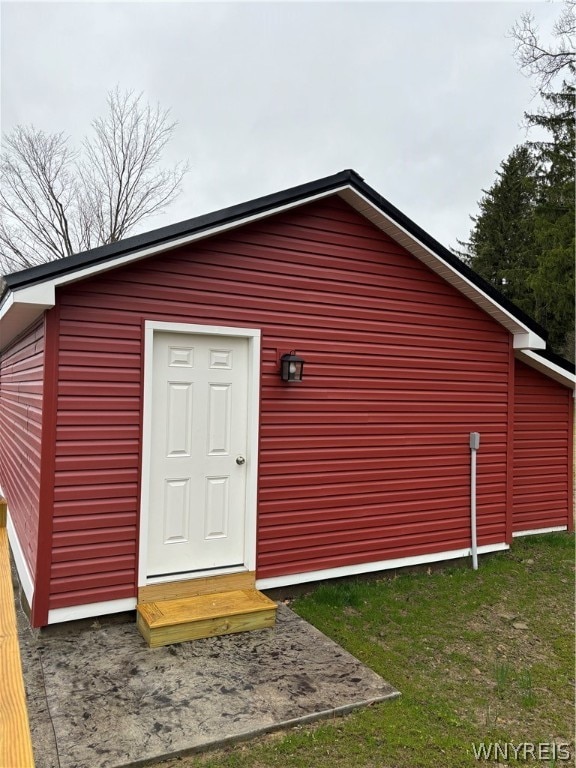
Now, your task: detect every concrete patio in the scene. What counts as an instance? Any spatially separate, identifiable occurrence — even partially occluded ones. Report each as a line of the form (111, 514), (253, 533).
(15, 575), (399, 768)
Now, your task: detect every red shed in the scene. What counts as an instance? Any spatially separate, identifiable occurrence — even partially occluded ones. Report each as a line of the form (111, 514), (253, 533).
(1, 170), (574, 633)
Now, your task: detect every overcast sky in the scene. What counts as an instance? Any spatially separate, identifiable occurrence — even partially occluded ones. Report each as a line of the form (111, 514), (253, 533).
(1, 1), (559, 251)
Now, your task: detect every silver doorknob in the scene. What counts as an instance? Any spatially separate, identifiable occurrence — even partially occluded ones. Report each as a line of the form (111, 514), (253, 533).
(236, 456), (246, 465)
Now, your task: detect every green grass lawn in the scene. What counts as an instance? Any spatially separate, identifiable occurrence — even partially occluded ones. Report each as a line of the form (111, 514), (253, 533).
(158, 533), (575, 768)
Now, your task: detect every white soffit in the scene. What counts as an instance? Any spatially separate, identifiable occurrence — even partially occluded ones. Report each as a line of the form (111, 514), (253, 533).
(0, 295), (52, 350)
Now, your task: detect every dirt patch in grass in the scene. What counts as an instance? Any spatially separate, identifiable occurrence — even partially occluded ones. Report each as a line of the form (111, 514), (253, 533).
(154, 533), (574, 768)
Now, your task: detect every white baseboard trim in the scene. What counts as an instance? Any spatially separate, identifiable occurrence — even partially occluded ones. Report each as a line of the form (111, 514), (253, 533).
(256, 542), (510, 591)
(25, 539), (521, 622)
(5, 509), (35, 607)
(48, 597), (137, 625)
(512, 525), (568, 538)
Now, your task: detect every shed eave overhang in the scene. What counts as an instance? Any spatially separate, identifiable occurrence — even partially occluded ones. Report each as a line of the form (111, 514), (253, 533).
(0, 288), (54, 349)
(515, 349), (576, 390)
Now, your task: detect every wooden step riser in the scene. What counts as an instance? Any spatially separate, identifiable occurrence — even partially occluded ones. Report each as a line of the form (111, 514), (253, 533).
(137, 607), (277, 648)
(138, 571), (256, 603)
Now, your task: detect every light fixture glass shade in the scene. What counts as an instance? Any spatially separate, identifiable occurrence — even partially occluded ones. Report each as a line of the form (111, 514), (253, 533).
(280, 352), (305, 382)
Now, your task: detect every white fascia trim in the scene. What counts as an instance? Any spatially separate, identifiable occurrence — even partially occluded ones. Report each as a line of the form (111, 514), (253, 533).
(512, 526), (568, 538)
(0, 188), (337, 346)
(4, 183), (548, 354)
(0, 283), (55, 350)
(9, 188), (342, 303)
(515, 349), (575, 390)
(512, 332), (547, 351)
(4, 183), (547, 354)
(256, 542), (510, 591)
(0, 282), (55, 319)
(48, 598), (137, 625)
(0, 290), (15, 319)
(10, 281), (56, 306)
(338, 187), (546, 350)
(6, 510), (35, 606)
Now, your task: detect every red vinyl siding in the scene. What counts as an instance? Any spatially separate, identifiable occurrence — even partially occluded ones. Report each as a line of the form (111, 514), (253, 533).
(0, 320), (44, 577)
(49, 197), (512, 610)
(513, 360), (573, 533)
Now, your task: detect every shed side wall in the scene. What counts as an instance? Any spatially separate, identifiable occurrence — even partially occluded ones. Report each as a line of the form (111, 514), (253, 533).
(0, 320), (44, 577)
(513, 359), (573, 532)
(49, 197), (512, 611)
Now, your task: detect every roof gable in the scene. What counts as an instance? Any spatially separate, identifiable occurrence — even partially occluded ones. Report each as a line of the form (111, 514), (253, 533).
(0, 169), (568, 384)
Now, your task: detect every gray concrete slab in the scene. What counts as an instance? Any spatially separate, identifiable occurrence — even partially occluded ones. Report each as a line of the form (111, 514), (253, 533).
(16, 590), (399, 768)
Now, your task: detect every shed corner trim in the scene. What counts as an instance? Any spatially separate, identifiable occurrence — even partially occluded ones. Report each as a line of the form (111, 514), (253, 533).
(4, 506), (35, 608)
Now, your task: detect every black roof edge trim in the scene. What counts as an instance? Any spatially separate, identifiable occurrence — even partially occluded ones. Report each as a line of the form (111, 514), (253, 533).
(2, 170), (359, 293)
(1, 167), (547, 340)
(531, 347), (575, 375)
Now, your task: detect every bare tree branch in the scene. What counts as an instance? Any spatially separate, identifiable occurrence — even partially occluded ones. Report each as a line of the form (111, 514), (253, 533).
(510, 0), (576, 91)
(77, 88), (188, 246)
(0, 88), (189, 274)
(0, 128), (79, 271)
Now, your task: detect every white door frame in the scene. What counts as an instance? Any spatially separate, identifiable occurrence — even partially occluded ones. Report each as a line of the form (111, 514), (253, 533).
(138, 321), (261, 587)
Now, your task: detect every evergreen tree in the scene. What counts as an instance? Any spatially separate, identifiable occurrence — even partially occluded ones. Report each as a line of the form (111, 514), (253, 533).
(461, 88), (574, 361)
(459, 145), (539, 317)
(461, 1), (575, 361)
(525, 83), (575, 358)
(460, 100), (576, 361)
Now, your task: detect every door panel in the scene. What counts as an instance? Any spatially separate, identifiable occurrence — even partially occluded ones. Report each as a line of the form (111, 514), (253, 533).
(147, 332), (249, 578)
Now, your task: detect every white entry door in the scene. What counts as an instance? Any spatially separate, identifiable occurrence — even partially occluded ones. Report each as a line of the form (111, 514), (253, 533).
(146, 331), (250, 579)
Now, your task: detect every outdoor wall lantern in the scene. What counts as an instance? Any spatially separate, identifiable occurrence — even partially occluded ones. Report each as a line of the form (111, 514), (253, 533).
(280, 352), (305, 383)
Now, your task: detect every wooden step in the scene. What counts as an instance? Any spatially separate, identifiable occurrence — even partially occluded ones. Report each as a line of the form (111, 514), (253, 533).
(136, 589), (277, 648)
(138, 570), (256, 604)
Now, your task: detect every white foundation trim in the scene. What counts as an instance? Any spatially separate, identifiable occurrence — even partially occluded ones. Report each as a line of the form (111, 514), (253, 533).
(256, 542), (510, 591)
(48, 543), (515, 622)
(5, 510), (34, 607)
(138, 321), (261, 587)
(512, 526), (568, 538)
(47, 598), (137, 625)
